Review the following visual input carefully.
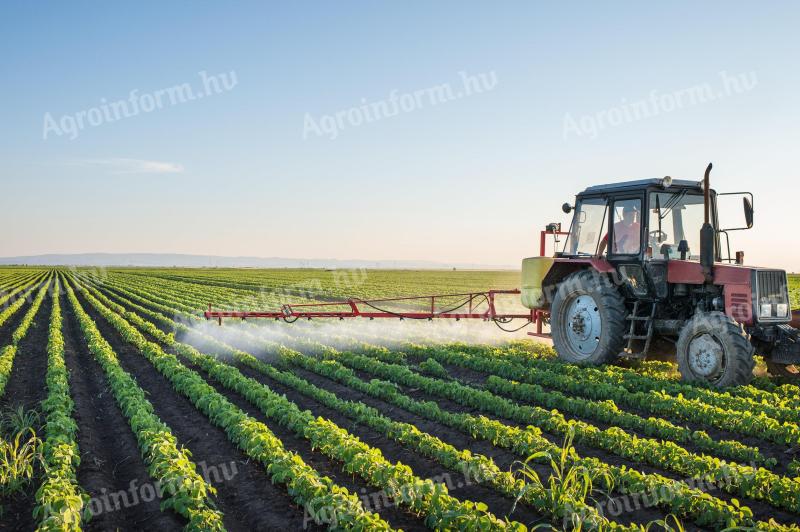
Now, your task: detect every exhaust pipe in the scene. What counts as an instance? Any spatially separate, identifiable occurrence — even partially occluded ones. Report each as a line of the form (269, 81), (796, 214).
(700, 163), (715, 283)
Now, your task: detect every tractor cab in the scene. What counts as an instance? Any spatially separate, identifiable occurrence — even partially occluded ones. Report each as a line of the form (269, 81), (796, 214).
(556, 177), (752, 301)
(562, 177), (713, 263)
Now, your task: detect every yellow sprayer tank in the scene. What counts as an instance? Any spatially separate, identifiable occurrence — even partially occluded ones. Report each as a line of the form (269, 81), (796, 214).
(521, 257), (555, 310)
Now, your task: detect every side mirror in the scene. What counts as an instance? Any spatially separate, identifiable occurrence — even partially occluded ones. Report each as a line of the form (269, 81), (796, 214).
(562, 203), (573, 214)
(718, 191), (754, 232)
(743, 197), (754, 228)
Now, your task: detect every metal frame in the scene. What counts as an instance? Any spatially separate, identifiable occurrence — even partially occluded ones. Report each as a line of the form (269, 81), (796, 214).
(205, 227), (569, 331)
(205, 289), (533, 325)
(528, 227), (569, 338)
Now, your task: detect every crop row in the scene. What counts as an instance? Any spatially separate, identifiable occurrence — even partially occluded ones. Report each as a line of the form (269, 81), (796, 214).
(162, 316), (624, 530)
(0, 272), (49, 328)
(312, 347), (800, 514)
(448, 341), (800, 426)
(0, 269), (43, 296)
(65, 274), (401, 529)
(63, 277), (226, 530)
(0, 276), (52, 397)
(280, 347), (780, 530)
(406, 344), (800, 448)
(72, 274), (526, 530)
(33, 276), (86, 531)
(87, 277), (780, 468)
(81, 280), (788, 526)
(113, 271), (301, 310)
(233, 321), (768, 466)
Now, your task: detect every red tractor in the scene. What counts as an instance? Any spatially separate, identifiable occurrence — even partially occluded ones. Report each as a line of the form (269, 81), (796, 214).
(522, 163), (799, 387)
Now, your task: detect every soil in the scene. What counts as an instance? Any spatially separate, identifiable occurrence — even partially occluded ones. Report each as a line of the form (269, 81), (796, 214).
(4, 278), (790, 531)
(72, 286), (320, 532)
(396, 351), (800, 526)
(226, 359), (548, 528)
(61, 288), (186, 532)
(420, 352), (794, 474)
(0, 286), (50, 532)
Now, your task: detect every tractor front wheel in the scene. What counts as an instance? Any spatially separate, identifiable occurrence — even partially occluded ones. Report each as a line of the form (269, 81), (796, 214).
(676, 312), (755, 388)
(551, 270), (627, 365)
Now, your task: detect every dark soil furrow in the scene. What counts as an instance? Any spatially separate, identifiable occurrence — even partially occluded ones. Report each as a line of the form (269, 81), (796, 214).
(1, 287), (52, 411)
(172, 352), (428, 532)
(72, 286), (321, 532)
(365, 354), (800, 526)
(226, 357), (546, 528)
(431, 358), (790, 473)
(281, 364), (675, 528)
(84, 285), (460, 528)
(0, 284), (52, 531)
(0, 280), (44, 349)
(424, 354), (792, 464)
(61, 290), (185, 531)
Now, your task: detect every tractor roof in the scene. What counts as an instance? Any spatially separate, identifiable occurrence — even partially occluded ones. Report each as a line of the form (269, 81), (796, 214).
(579, 178), (703, 195)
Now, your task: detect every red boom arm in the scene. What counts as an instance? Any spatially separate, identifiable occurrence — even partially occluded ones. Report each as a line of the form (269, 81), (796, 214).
(204, 227), (568, 332)
(204, 289), (535, 325)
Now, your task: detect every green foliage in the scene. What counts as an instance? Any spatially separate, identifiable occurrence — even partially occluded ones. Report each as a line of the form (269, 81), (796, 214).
(0, 406), (40, 437)
(34, 276), (87, 532)
(788, 274), (799, 309)
(418, 357), (448, 378)
(30, 266), (800, 532)
(511, 428), (608, 529)
(63, 278), (225, 531)
(0, 277), (52, 397)
(70, 276), (393, 531)
(0, 428), (42, 497)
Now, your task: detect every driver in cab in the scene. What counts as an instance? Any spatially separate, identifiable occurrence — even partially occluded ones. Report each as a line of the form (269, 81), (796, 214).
(597, 203), (640, 255)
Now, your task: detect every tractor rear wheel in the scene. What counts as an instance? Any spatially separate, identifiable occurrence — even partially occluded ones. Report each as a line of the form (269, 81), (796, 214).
(676, 312), (755, 388)
(550, 270), (627, 365)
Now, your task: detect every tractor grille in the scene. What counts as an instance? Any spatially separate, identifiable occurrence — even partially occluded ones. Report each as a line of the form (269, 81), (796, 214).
(755, 270), (790, 322)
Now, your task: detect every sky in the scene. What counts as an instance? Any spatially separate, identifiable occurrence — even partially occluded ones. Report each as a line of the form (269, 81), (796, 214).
(1, 1), (798, 270)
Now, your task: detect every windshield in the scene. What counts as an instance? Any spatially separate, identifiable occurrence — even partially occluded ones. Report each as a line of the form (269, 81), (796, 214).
(648, 191), (706, 260)
(563, 197), (608, 256)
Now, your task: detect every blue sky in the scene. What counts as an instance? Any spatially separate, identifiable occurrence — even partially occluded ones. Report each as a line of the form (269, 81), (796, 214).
(1, 1), (798, 269)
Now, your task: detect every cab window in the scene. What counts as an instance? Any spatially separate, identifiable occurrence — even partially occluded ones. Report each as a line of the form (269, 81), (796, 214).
(648, 191), (706, 260)
(564, 198), (608, 256)
(610, 198), (642, 255)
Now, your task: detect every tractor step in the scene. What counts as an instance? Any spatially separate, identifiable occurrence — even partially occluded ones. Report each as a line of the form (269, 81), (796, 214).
(622, 301), (657, 358)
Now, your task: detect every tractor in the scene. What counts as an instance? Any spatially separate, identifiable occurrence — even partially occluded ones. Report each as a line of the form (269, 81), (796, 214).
(521, 163), (799, 387)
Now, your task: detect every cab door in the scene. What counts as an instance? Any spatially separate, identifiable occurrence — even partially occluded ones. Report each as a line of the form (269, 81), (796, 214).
(607, 195), (650, 298)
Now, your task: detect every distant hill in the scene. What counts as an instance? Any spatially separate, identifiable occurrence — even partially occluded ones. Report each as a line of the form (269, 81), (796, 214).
(0, 253), (515, 270)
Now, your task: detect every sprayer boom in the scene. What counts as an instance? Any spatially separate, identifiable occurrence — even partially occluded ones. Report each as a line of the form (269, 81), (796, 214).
(205, 289), (535, 325)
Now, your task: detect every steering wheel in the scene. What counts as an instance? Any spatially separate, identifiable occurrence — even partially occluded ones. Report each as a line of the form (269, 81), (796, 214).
(649, 230), (668, 244)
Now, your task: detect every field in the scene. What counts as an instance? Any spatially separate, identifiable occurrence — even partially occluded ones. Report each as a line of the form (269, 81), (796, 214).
(1, 267), (800, 531)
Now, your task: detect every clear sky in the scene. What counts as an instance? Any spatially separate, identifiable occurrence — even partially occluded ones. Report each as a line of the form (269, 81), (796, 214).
(1, 1), (798, 270)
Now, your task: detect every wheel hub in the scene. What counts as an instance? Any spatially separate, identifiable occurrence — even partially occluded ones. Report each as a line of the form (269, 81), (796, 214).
(688, 334), (724, 378)
(565, 296), (601, 357)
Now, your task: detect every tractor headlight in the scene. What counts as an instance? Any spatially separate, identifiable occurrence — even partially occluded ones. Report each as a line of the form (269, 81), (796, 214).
(776, 303), (789, 318)
(760, 303), (773, 318)
(660, 176), (673, 188)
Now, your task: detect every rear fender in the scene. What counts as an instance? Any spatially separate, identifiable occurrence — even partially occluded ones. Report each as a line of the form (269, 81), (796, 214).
(525, 257), (615, 309)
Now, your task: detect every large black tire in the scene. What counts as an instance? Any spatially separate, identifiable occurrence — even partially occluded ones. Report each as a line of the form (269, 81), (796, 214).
(676, 312), (755, 388)
(551, 270), (627, 365)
